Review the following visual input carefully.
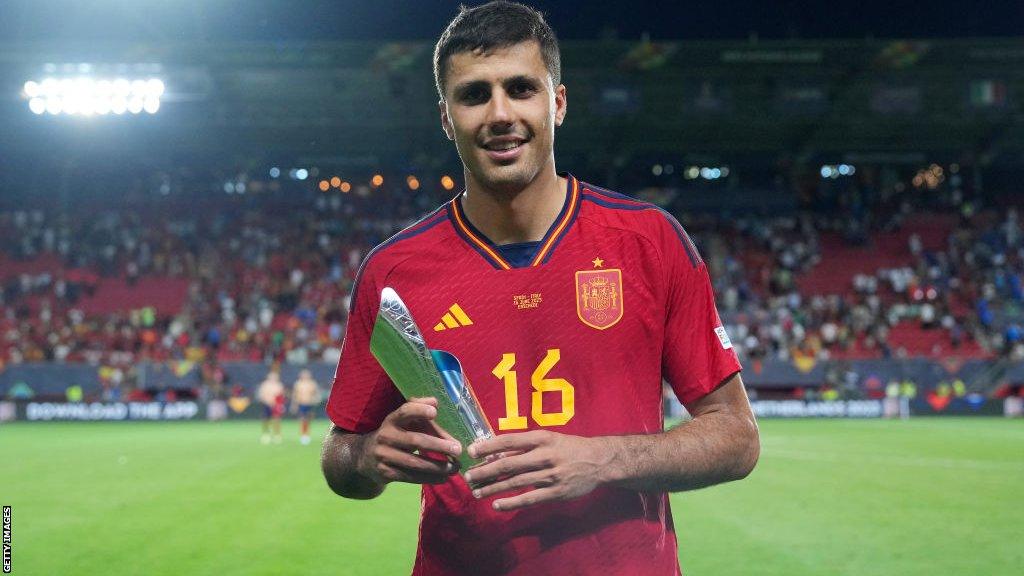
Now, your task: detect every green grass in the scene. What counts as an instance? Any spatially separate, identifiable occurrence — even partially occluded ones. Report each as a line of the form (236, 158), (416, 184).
(2, 418), (1021, 575)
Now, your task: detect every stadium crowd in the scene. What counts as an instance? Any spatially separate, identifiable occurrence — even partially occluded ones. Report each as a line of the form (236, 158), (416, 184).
(3, 172), (1022, 381)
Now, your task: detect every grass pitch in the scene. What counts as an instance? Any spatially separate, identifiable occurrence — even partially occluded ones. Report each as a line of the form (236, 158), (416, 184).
(2, 418), (1021, 575)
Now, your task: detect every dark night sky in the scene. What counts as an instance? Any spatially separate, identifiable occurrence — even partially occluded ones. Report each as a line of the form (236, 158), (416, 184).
(1, 0), (1022, 43)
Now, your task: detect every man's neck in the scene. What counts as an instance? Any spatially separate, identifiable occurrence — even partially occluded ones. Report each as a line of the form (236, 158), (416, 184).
(460, 168), (567, 245)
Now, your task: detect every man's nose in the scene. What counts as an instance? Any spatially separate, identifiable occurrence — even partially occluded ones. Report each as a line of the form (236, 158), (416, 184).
(486, 90), (514, 130)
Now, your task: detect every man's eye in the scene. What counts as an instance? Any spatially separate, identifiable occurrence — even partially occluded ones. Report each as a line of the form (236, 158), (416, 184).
(462, 88), (488, 103)
(509, 84), (536, 97)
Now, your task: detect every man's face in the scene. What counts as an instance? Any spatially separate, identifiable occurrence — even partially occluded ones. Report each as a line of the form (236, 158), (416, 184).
(439, 41), (566, 195)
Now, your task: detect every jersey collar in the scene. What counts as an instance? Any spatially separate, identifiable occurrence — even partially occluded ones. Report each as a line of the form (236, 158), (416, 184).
(448, 173), (581, 270)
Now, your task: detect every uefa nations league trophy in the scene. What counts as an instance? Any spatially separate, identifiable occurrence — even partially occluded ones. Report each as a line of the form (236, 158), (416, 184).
(370, 287), (493, 470)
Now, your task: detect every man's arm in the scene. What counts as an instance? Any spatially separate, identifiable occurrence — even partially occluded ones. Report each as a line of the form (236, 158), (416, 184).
(321, 426), (387, 499)
(464, 373), (758, 511)
(602, 372), (759, 492)
(320, 398), (464, 500)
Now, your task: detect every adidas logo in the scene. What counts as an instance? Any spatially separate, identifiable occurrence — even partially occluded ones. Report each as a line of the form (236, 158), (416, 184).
(433, 304), (474, 332)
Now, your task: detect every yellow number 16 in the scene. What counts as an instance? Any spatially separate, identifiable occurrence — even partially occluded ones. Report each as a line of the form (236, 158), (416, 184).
(492, 348), (574, 430)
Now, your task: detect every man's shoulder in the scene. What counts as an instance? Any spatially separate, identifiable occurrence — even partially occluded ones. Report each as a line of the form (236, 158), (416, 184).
(359, 203), (454, 276)
(577, 180), (702, 267)
(577, 180), (672, 230)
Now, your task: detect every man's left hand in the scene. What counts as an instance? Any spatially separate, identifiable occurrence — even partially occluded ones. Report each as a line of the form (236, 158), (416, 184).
(463, 430), (613, 511)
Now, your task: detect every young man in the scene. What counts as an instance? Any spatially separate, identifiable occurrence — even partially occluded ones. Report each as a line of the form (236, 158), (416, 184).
(291, 368), (322, 445)
(257, 370), (285, 444)
(321, 2), (759, 574)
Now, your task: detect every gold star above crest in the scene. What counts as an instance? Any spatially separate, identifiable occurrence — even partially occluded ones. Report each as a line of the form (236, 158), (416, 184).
(592, 257), (604, 268)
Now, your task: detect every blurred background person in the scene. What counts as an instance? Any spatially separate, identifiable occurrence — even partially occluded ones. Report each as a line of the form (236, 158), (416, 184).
(257, 370), (286, 444)
(291, 368), (322, 445)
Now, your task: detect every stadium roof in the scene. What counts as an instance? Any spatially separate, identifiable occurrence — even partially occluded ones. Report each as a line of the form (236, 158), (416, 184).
(0, 0), (1022, 43)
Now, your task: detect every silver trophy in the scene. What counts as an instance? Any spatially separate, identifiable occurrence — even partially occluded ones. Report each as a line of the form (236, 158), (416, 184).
(370, 287), (493, 469)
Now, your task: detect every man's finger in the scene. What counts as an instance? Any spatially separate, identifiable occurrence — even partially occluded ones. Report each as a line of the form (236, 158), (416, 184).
(408, 396), (439, 408)
(386, 430), (462, 458)
(388, 401), (439, 426)
(376, 462), (456, 485)
(468, 430), (547, 459)
(471, 469), (554, 500)
(491, 486), (561, 511)
(377, 445), (457, 476)
(463, 451), (548, 488)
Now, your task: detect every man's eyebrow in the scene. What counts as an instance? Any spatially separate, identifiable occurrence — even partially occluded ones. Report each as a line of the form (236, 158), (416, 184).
(503, 75), (541, 86)
(452, 75), (542, 96)
(452, 79), (489, 96)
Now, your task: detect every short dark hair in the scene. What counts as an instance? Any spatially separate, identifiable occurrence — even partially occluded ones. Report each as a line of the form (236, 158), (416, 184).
(433, 1), (561, 100)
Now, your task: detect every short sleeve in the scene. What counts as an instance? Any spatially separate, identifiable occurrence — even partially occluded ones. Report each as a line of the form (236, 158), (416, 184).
(325, 256), (403, 433)
(658, 216), (742, 406)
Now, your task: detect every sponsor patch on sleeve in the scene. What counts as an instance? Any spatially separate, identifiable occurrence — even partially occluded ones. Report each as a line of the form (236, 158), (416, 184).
(714, 326), (733, 350)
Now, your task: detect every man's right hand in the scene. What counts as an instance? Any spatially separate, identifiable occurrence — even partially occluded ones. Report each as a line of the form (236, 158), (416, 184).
(356, 397), (463, 485)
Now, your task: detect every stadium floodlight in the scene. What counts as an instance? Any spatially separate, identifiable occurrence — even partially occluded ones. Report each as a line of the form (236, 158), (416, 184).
(22, 75), (165, 117)
(127, 97), (145, 114)
(28, 98), (46, 114)
(147, 79), (165, 97)
(296, 169), (309, 181)
(111, 97), (128, 115)
(269, 167), (281, 178)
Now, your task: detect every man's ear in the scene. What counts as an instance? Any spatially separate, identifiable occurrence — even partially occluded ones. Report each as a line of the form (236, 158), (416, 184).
(554, 84), (567, 127)
(439, 100), (455, 141)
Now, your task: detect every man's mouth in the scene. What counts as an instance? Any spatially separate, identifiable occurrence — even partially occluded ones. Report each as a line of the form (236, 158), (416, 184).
(481, 138), (528, 162)
(482, 139), (526, 151)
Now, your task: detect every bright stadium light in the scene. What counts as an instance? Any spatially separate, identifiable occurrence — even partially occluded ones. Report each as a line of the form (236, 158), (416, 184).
(22, 74), (165, 117)
(111, 97), (128, 115)
(40, 78), (58, 97)
(147, 79), (165, 97)
(127, 97), (145, 114)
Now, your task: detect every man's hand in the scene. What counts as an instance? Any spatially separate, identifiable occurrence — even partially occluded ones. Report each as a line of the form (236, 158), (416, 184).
(462, 430), (612, 511)
(357, 397), (463, 486)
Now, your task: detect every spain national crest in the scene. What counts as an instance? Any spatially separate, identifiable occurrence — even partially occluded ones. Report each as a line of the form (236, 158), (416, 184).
(575, 268), (624, 330)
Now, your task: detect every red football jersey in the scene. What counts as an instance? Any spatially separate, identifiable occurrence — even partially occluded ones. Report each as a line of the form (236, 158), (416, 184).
(327, 174), (741, 576)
